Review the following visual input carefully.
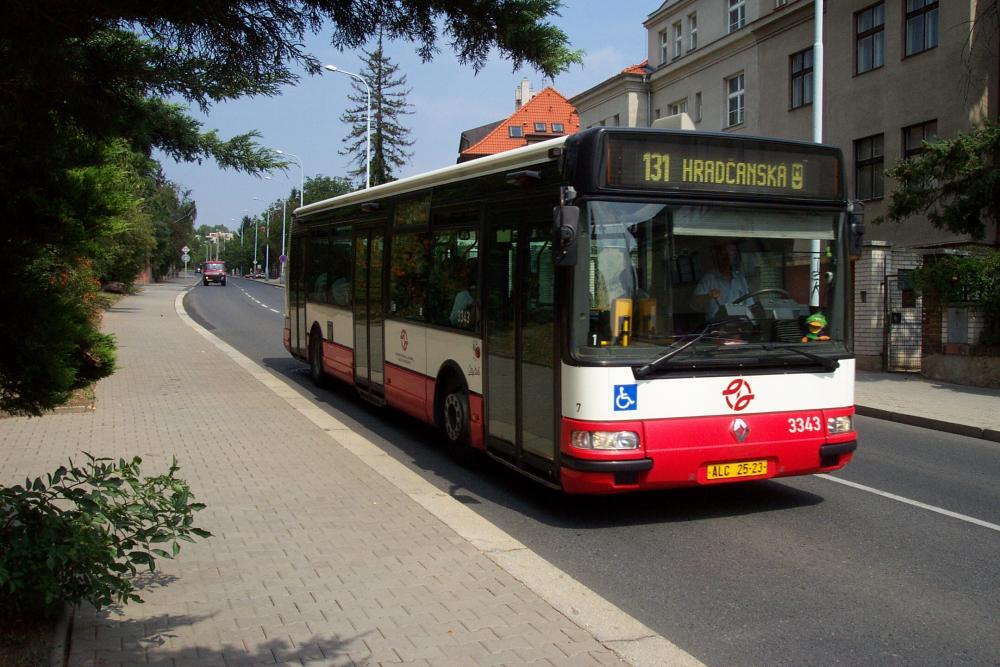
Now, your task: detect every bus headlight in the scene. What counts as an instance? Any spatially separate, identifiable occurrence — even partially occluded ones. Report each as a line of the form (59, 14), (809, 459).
(827, 416), (853, 434)
(571, 431), (639, 450)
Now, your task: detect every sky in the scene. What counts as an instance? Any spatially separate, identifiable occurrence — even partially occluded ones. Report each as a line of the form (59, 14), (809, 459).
(158, 2), (654, 231)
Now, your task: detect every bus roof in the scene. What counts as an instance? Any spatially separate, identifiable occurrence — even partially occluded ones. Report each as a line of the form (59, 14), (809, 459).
(295, 135), (569, 219)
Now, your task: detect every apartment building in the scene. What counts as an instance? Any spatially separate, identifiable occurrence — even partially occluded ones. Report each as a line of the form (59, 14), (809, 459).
(571, 0), (998, 370)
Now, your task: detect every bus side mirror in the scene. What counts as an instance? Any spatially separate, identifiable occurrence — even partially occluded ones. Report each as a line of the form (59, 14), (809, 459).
(849, 201), (865, 258)
(553, 205), (580, 267)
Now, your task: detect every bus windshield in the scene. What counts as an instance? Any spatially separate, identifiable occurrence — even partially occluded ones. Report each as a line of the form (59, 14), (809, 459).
(572, 201), (848, 369)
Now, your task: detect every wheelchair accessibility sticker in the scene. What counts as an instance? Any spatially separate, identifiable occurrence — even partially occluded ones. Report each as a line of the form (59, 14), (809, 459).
(613, 384), (638, 411)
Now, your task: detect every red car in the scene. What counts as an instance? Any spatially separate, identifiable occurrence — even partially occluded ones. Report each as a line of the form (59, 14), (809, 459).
(202, 261), (227, 286)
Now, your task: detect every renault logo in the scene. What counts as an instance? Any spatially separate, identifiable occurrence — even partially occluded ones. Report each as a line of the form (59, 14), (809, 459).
(731, 418), (750, 443)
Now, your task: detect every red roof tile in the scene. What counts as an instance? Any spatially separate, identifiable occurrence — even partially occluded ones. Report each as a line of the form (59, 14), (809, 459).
(459, 87), (580, 162)
(621, 60), (649, 75)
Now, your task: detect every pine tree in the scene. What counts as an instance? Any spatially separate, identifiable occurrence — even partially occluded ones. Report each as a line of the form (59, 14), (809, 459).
(339, 32), (414, 187)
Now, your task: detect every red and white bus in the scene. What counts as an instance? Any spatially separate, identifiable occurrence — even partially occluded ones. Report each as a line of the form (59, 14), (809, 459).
(284, 126), (861, 493)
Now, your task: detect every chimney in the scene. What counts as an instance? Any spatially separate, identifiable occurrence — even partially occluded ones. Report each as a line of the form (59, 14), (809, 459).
(514, 78), (534, 110)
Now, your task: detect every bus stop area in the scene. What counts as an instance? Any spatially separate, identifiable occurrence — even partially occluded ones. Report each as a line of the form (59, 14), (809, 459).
(1, 280), (997, 667)
(0, 280), (692, 667)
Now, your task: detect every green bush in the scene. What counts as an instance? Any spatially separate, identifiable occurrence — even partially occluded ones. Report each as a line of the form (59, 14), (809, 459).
(915, 251), (1000, 345)
(0, 454), (210, 617)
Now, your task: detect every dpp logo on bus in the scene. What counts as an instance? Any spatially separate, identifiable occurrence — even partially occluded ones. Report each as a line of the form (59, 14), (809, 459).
(613, 384), (638, 411)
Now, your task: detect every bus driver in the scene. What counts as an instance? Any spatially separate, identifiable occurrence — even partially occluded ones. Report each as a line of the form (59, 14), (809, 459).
(691, 241), (753, 320)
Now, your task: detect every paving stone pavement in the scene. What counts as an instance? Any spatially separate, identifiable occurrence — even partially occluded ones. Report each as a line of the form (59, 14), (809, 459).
(0, 282), (634, 667)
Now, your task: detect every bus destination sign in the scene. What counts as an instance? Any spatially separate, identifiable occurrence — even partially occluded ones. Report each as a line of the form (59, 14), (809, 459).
(602, 135), (842, 199)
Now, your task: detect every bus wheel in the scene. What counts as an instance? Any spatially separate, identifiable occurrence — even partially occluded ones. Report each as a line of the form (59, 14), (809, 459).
(442, 385), (475, 464)
(309, 331), (327, 387)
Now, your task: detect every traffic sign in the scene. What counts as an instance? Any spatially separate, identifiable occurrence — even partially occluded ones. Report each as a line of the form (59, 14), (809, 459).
(181, 253), (191, 263)
(279, 254), (287, 264)
(181, 245), (190, 253)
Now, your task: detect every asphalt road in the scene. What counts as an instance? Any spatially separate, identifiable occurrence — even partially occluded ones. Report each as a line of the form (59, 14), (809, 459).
(185, 277), (1000, 666)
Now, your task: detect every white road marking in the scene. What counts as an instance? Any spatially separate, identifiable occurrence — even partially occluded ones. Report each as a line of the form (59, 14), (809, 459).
(269, 308), (280, 314)
(817, 474), (1000, 533)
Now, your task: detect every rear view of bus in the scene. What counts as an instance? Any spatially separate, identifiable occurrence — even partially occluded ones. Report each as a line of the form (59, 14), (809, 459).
(557, 129), (859, 493)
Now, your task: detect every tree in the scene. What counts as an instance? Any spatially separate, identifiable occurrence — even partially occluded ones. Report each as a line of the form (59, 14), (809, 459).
(304, 175), (354, 205)
(340, 31), (414, 187)
(0, 1), (581, 414)
(880, 123), (1000, 242)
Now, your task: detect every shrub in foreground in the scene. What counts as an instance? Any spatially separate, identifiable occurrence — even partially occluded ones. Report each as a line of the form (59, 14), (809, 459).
(0, 454), (210, 617)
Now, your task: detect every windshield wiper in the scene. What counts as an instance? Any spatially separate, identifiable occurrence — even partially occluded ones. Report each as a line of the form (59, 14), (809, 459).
(633, 319), (742, 379)
(759, 343), (839, 371)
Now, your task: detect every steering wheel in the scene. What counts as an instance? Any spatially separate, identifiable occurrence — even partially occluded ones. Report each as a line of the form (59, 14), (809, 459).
(732, 288), (792, 305)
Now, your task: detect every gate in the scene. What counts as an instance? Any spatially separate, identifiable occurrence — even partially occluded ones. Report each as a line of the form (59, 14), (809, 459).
(885, 273), (921, 372)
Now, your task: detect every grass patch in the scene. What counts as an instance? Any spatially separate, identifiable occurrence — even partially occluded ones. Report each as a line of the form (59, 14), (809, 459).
(0, 612), (58, 667)
(93, 291), (125, 311)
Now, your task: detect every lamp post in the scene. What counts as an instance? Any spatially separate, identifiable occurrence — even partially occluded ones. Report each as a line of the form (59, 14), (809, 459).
(276, 150), (304, 208)
(252, 197), (261, 274)
(275, 150), (302, 284)
(324, 64), (371, 189)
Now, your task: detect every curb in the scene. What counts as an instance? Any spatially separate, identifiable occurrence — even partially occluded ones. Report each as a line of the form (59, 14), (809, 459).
(233, 276), (284, 289)
(175, 288), (704, 667)
(855, 405), (1000, 443)
(48, 604), (74, 667)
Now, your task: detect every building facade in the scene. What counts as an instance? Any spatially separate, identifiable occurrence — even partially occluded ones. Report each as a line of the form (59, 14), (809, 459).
(571, 0), (999, 369)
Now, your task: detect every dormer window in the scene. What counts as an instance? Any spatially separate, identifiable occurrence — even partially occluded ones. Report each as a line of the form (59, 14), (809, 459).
(534, 122), (547, 133)
(552, 123), (565, 133)
(509, 126), (523, 138)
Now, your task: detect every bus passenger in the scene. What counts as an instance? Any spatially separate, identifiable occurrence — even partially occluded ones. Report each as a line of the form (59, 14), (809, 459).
(691, 242), (752, 320)
(449, 258), (477, 328)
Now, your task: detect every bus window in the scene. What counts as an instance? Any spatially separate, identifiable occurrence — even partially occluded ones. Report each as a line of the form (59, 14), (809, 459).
(307, 229), (330, 302)
(329, 225), (352, 306)
(428, 229), (479, 331)
(389, 232), (431, 320)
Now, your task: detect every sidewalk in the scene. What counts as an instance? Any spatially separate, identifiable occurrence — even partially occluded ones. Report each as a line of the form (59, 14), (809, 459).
(0, 282), (693, 667)
(854, 370), (1000, 442)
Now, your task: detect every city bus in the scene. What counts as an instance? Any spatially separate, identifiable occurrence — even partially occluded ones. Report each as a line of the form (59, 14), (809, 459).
(284, 125), (861, 493)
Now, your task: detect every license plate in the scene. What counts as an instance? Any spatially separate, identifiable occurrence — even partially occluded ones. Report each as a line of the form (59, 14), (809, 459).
(706, 459), (768, 480)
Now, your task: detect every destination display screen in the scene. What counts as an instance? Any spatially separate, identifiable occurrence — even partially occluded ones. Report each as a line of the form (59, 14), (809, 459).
(602, 134), (842, 199)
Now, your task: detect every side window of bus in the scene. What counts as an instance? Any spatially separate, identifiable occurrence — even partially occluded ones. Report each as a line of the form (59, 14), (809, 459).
(307, 229), (330, 302)
(389, 232), (431, 320)
(329, 225), (352, 307)
(427, 229), (478, 331)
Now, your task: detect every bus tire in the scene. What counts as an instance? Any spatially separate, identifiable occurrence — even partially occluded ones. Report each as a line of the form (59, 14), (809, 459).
(308, 328), (328, 387)
(441, 384), (476, 465)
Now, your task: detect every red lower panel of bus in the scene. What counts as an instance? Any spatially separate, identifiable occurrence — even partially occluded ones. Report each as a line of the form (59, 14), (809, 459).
(321, 340), (354, 385)
(383, 362), (484, 449)
(559, 407), (856, 494)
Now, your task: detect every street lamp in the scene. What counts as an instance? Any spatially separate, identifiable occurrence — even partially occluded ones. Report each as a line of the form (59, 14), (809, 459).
(324, 64), (371, 189)
(276, 150), (305, 208)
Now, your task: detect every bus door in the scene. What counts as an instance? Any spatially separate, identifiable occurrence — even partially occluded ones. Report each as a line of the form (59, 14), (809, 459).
(485, 221), (557, 475)
(292, 234), (308, 357)
(353, 226), (386, 396)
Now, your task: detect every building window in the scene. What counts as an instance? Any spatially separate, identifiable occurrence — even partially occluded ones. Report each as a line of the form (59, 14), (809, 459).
(790, 48), (813, 109)
(509, 125), (523, 138)
(533, 122), (547, 133)
(673, 21), (683, 59)
(854, 134), (884, 201)
(695, 92), (702, 122)
(552, 122), (565, 133)
(903, 120), (937, 159)
(659, 29), (669, 65)
(726, 73), (745, 127)
(856, 3), (885, 74)
(613, 114), (621, 127)
(905, 0), (939, 57)
(729, 0), (746, 33)
(668, 99), (688, 116)
(689, 13), (698, 51)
